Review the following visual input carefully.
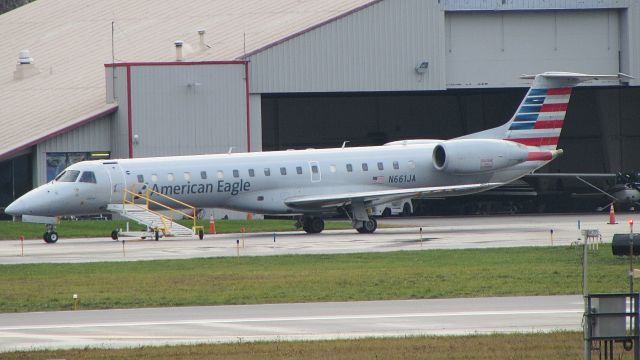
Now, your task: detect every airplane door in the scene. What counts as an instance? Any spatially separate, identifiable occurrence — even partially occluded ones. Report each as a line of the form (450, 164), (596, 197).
(103, 161), (127, 203)
(309, 161), (321, 182)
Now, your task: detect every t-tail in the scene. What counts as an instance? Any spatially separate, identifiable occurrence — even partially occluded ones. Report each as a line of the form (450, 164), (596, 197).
(460, 72), (627, 150)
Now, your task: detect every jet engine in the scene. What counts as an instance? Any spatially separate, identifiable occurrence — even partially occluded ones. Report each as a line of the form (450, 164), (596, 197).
(432, 139), (529, 174)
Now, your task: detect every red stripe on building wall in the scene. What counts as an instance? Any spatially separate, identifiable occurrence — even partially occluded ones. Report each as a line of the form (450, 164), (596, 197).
(509, 137), (559, 146)
(540, 103), (568, 112)
(126, 65), (133, 158)
(534, 120), (564, 129)
(547, 88), (572, 95)
(245, 62), (251, 152)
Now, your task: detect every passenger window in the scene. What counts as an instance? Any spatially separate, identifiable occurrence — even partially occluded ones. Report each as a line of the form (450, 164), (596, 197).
(233, 170), (240, 178)
(184, 172), (191, 181)
(79, 171), (97, 184)
(200, 171), (207, 180)
(362, 163), (368, 171)
(137, 174), (144, 183)
(217, 171), (224, 179)
(296, 166), (303, 175)
(330, 165), (336, 173)
(257, 196), (264, 201)
(151, 174), (158, 182)
(168, 173), (175, 181)
(408, 160), (416, 169)
(311, 165), (319, 174)
(249, 169), (255, 177)
(393, 161), (399, 170)
(346, 164), (353, 172)
(377, 162), (384, 171)
(280, 167), (287, 175)
(55, 170), (80, 182)
(264, 168), (271, 176)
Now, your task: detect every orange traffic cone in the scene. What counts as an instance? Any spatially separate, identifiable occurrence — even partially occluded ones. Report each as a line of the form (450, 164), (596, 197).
(608, 204), (618, 224)
(209, 215), (216, 234)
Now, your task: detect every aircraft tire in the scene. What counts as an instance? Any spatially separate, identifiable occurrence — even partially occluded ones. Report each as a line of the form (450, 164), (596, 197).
(43, 232), (48, 242)
(43, 231), (59, 243)
(309, 218), (324, 233)
(360, 218), (377, 233)
(111, 230), (119, 240)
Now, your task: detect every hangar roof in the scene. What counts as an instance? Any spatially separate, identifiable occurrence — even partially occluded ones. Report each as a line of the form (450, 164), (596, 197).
(0, 0), (377, 160)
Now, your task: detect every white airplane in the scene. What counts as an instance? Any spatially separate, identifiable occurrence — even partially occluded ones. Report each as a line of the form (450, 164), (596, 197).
(4, 72), (623, 241)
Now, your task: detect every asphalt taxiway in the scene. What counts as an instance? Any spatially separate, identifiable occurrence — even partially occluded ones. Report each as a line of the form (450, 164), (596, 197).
(0, 295), (583, 352)
(0, 213), (626, 264)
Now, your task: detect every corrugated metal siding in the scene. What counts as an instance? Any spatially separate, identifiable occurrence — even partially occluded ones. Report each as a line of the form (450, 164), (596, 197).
(443, 0), (629, 11)
(35, 116), (112, 185)
(106, 66), (131, 159)
(621, 6), (640, 86)
(249, 94), (263, 152)
(248, 0), (446, 93)
(129, 64), (248, 158)
(445, 10), (621, 88)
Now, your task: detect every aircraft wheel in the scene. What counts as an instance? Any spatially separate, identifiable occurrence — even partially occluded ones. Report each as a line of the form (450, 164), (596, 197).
(43, 232), (49, 242)
(309, 218), (324, 233)
(360, 218), (377, 233)
(198, 229), (204, 240)
(48, 232), (59, 243)
(111, 230), (119, 240)
(401, 203), (411, 217)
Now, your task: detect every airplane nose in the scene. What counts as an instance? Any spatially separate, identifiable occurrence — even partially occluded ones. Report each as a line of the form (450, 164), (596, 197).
(4, 199), (23, 216)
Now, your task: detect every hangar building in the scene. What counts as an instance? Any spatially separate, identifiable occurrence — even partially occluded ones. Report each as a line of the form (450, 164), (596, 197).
(1, 0), (640, 217)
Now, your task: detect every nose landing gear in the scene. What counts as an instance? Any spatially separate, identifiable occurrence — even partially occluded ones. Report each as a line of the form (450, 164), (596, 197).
(43, 224), (59, 243)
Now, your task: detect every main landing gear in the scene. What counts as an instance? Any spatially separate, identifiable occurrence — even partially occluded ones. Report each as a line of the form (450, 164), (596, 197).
(299, 216), (325, 234)
(43, 224), (59, 243)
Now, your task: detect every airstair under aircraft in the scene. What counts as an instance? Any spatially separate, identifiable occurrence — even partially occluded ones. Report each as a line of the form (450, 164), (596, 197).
(5, 72), (626, 241)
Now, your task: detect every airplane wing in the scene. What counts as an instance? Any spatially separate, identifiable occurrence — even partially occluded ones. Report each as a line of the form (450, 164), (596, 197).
(284, 183), (503, 210)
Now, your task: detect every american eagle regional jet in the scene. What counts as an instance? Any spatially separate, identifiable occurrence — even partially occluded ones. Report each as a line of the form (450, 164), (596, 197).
(4, 72), (623, 240)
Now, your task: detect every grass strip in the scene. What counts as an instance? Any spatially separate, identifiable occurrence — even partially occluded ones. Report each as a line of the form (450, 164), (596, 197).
(0, 245), (628, 313)
(0, 219), (356, 240)
(4, 332), (633, 359)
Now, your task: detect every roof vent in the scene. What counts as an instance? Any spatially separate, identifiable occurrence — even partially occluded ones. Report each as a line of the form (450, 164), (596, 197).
(198, 29), (209, 51)
(13, 50), (40, 80)
(174, 40), (184, 61)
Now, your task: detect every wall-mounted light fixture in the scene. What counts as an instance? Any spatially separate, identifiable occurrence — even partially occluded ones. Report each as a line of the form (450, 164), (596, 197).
(415, 61), (429, 74)
(133, 134), (140, 145)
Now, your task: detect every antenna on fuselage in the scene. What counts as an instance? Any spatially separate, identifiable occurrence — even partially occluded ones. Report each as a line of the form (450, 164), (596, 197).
(341, 141), (350, 149)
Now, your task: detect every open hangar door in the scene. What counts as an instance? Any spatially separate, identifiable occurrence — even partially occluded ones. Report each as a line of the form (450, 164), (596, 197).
(261, 86), (640, 214)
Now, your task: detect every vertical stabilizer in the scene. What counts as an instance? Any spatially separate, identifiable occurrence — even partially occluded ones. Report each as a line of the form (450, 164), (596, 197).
(459, 72), (625, 150)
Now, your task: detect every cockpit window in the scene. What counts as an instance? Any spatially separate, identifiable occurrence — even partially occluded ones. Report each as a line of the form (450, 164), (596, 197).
(79, 171), (97, 184)
(55, 170), (80, 182)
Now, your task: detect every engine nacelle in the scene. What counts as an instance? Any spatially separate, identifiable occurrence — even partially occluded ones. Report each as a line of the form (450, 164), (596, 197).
(432, 139), (529, 174)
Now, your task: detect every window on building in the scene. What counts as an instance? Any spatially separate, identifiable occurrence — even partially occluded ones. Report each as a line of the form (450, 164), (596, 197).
(200, 171), (207, 180)
(377, 162), (384, 171)
(393, 161), (399, 170)
(296, 166), (303, 175)
(79, 171), (97, 184)
(346, 164), (353, 172)
(280, 167), (287, 175)
(249, 169), (255, 177)
(233, 169), (239, 178)
(137, 174), (144, 183)
(264, 168), (271, 176)
(362, 163), (368, 171)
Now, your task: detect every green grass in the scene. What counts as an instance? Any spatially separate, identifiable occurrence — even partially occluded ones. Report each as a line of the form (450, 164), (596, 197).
(0, 219), (356, 240)
(3, 332), (630, 359)
(0, 245), (628, 313)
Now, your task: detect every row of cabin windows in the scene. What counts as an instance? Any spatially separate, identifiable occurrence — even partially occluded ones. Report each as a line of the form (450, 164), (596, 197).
(136, 160), (416, 183)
